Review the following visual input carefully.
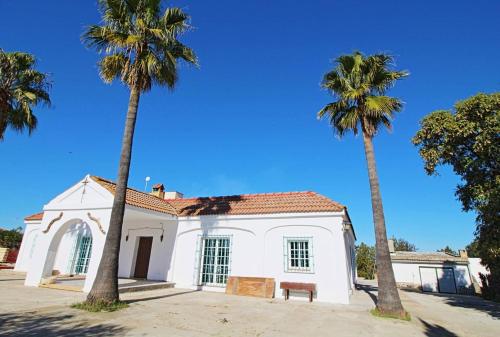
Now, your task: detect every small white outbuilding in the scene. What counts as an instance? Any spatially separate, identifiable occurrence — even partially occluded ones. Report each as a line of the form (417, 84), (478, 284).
(16, 175), (357, 304)
(390, 244), (473, 295)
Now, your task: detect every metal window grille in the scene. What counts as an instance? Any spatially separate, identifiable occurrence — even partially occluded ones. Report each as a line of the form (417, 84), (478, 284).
(199, 236), (231, 286)
(284, 237), (314, 273)
(72, 235), (92, 275)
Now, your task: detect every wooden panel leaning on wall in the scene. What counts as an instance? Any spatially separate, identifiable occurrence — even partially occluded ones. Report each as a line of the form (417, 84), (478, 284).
(226, 276), (275, 298)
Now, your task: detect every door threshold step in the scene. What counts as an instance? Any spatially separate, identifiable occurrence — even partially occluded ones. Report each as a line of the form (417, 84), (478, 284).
(39, 283), (83, 292)
(119, 282), (175, 293)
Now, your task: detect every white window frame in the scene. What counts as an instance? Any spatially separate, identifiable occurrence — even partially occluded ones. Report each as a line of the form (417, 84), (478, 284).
(68, 234), (93, 275)
(198, 235), (232, 287)
(284, 237), (314, 273)
(74, 235), (92, 275)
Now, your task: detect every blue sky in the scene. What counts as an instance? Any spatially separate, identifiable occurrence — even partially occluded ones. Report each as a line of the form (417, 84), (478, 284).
(0, 1), (499, 251)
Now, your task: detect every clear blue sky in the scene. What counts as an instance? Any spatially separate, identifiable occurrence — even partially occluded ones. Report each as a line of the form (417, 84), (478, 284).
(1, 1), (499, 251)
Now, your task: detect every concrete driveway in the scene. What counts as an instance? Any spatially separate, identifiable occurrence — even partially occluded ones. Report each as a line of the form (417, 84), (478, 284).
(0, 271), (498, 337)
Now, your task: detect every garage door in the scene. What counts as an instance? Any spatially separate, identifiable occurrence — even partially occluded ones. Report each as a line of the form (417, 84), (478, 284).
(419, 267), (456, 294)
(420, 267), (439, 292)
(437, 268), (456, 293)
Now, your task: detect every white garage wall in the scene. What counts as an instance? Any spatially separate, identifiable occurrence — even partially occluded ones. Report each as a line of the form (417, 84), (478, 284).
(392, 262), (473, 292)
(468, 258), (489, 284)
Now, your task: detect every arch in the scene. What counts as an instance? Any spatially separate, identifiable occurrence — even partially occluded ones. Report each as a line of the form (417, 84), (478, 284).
(176, 226), (256, 238)
(41, 218), (95, 278)
(264, 224), (334, 237)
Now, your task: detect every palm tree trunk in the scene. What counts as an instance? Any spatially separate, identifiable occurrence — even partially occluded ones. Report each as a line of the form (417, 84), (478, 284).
(362, 130), (405, 316)
(87, 85), (141, 304)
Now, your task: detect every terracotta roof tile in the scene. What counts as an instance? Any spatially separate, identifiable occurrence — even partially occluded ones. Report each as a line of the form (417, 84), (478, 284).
(90, 176), (178, 216)
(25, 177), (347, 220)
(168, 191), (345, 216)
(391, 251), (468, 264)
(25, 212), (44, 221)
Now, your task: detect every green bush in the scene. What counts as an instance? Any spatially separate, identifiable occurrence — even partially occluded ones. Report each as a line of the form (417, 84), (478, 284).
(356, 243), (376, 279)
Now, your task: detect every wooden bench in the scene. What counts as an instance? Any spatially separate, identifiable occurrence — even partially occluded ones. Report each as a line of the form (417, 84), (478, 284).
(280, 282), (316, 302)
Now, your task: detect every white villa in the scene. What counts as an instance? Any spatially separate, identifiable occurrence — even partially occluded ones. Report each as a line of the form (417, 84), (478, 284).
(15, 175), (357, 304)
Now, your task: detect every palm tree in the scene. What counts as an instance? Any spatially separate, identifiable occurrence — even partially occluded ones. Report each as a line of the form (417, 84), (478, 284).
(82, 0), (197, 304)
(0, 50), (51, 140)
(318, 51), (408, 317)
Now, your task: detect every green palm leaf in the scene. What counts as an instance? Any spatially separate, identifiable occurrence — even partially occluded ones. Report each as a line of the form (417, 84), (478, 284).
(83, 0), (197, 92)
(318, 51), (408, 136)
(0, 50), (51, 140)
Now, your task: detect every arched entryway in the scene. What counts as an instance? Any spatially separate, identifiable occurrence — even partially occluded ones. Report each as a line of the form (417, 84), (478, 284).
(36, 219), (96, 291)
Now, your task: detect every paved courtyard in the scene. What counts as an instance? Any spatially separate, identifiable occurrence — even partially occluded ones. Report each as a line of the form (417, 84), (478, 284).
(0, 271), (498, 336)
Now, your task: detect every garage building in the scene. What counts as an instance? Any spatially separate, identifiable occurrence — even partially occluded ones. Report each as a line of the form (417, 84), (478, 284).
(390, 242), (473, 295)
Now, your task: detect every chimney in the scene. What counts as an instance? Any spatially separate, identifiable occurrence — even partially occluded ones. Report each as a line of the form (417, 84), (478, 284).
(459, 249), (468, 258)
(164, 191), (184, 199)
(388, 239), (395, 253)
(150, 183), (165, 199)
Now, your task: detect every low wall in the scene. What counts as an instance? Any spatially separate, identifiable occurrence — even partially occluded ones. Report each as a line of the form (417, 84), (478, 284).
(0, 247), (9, 262)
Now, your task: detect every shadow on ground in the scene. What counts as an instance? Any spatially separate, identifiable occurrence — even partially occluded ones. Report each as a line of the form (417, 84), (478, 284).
(407, 290), (500, 319)
(419, 318), (458, 337)
(442, 295), (500, 319)
(124, 289), (200, 304)
(0, 312), (125, 337)
(356, 283), (378, 305)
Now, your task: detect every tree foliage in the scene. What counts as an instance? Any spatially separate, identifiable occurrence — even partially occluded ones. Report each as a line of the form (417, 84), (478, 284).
(82, 0), (197, 92)
(356, 243), (376, 279)
(317, 51), (408, 138)
(437, 245), (458, 256)
(390, 237), (417, 252)
(0, 227), (23, 249)
(0, 50), (51, 140)
(466, 238), (480, 258)
(413, 92), (500, 301)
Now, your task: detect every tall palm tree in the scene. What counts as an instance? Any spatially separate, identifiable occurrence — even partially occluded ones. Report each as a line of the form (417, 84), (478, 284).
(318, 51), (408, 317)
(82, 0), (197, 304)
(0, 50), (51, 140)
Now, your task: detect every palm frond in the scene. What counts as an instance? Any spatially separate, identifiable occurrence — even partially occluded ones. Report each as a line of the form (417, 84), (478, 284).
(161, 7), (190, 35)
(84, 1), (196, 92)
(0, 49), (50, 140)
(364, 96), (402, 116)
(99, 53), (129, 83)
(318, 51), (407, 137)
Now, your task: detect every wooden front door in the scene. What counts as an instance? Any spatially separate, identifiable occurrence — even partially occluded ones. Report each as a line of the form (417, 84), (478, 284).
(134, 237), (153, 279)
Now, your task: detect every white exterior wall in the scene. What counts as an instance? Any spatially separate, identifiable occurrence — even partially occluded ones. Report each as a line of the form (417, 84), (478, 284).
(392, 262), (473, 291)
(21, 176), (114, 292)
(171, 212), (355, 304)
(343, 229), (356, 293)
(16, 175), (356, 304)
(118, 217), (178, 281)
(23, 208), (111, 292)
(468, 258), (489, 284)
(15, 222), (41, 272)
